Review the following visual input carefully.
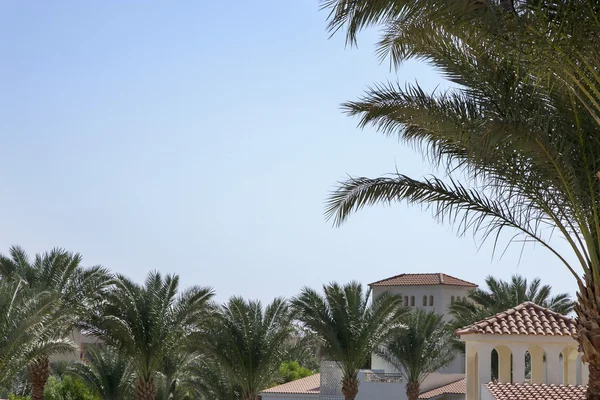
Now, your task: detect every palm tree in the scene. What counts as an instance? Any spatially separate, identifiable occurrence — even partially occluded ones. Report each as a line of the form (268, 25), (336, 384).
(69, 346), (133, 400)
(177, 359), (240, 400)
(0, 246), (110, 400)
(202, 297), (294, 400)
(450, 274), (573, 330)
(0, 279), (73, 394)
(292, 281), (407, 400)
(378, 310), (455, 400)
(88, 271), (213, 400)
(320, 2), (600, 398)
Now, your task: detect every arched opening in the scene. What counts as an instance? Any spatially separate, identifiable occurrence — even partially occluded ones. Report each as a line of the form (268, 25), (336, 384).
(429, 295), (434, 306)
(422, 295), (427, 306)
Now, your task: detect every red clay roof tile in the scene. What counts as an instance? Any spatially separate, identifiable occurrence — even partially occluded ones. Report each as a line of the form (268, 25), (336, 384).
(485, 382), (586, 400)
(419, 379), (466, 399)
(261, 374), (320, 395)
(369, 273), (477, 288)
(455, 302), (576, 336)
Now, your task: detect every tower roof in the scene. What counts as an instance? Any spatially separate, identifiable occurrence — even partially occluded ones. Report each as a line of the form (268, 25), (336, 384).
(456, 302), (576, 336)
(369, 273), (477, 288)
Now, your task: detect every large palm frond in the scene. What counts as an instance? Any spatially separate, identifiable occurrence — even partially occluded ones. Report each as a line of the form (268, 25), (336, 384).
(0, 279), (74, 391)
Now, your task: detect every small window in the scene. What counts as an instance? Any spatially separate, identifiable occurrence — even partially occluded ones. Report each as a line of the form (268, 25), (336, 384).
(451, 296), (455, 304)
(404, 296), (409, 306)
(410, 296), (415, 306)
(423, 295), (428, 306)
(429, 295), (434, 306)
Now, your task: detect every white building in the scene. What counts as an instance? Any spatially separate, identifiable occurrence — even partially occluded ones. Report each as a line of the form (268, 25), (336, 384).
(457, 301), (588, 400)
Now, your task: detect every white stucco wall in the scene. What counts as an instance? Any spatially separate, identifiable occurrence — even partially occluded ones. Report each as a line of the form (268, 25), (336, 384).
(356, 370), (406, 400)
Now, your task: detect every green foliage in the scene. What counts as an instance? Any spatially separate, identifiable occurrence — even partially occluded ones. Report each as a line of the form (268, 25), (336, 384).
(202, 297), (295, 400)
(379, 310), (455, 390)
(279, 361), (314, 383)
(69, 346), (133, 400)
(85, 271), (214, 392)
(450, 275), (574, 333)
(44, 376), (99, 400)
(292, 281), (407, 393)
(0, 278), (73, 391)
(8, 394), (30, 400)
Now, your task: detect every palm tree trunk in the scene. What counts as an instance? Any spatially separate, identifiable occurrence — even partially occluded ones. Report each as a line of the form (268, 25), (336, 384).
(28, 357), (50, 400)
(341, 375), (359, 400)
(576, 278), (600, 400)
(135, 376), (155, 400)
(406, 381), (420, 400)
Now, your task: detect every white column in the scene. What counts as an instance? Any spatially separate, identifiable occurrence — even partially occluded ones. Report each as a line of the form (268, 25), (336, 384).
(478, 343), (494, 390)
(497, 347), (512, 383)
(465, 343), (478, 400)
(529, 347), (545, 384)
(510, 344), (527, 384)
(563, 348), (578, 385)
(544, 346), (563, 385)
(582, 361), (590, 385)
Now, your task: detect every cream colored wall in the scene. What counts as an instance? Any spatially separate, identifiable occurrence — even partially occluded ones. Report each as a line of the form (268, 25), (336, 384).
(50, 329), (102, 363)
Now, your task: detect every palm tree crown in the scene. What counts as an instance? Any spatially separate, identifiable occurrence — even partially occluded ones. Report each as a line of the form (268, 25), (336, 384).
(379, 310), (455, 400)
(450, 275), (573, 330)
(203, 297), (294, 400)
(292, 281), (407, 400)
(89, 271), (213, 400)
(0, 279), (73, 394)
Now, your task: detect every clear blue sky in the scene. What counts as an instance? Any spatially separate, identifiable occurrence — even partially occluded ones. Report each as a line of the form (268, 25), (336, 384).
(0, 1), (580, 304)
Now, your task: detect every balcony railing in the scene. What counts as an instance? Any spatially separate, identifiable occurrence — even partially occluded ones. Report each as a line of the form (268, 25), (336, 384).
(363, 372), (403, 383)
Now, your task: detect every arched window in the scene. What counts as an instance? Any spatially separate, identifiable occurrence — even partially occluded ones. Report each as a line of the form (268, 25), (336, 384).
(429, 295), (434, 306)
(410, 296), (415, 306)
(451, 296), (455, 304)
(423, 295), (428, 306)
(404, 296), (409, 306)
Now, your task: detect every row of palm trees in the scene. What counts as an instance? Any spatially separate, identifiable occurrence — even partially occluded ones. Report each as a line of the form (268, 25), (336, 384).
(0, 245), (574, 400)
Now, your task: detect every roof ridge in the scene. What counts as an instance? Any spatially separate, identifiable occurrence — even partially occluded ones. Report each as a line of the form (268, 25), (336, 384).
(368, 273), (407, 286)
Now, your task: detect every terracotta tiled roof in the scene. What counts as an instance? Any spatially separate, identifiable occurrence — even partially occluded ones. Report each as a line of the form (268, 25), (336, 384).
(261, 374), (320, 395)
(419, 379), (466, 399)
(455, 302), (576, 336)
(485, 383), (586, 400)
(369, 273), (477, 287)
